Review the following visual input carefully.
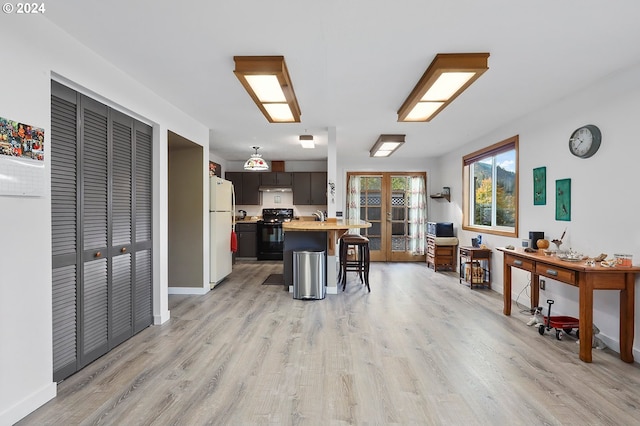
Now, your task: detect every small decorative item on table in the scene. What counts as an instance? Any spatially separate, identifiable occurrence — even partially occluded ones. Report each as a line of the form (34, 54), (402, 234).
(615, 254), (633, 267)
(557, 251), (584, 262)
(551, 228), (566, 252)
(536, 239), (550, 251)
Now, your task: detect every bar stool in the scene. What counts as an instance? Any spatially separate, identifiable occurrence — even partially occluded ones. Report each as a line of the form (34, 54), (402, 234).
(338, 234), (371, 292)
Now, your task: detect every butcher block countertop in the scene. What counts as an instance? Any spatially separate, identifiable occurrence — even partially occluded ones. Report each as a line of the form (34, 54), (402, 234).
(283, 219), (371, 231)
(283, 219), (371, 256)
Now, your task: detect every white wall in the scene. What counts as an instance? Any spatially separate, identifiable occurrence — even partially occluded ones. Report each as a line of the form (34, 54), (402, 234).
(438, 62), (640, 356)
(0, 16), (210, 424)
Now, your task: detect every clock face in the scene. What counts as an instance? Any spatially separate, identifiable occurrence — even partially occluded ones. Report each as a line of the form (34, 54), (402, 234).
(569, 125), (601, 158)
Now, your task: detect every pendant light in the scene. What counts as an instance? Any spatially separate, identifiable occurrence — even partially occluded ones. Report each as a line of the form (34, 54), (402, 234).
(244, 146), (269, 171)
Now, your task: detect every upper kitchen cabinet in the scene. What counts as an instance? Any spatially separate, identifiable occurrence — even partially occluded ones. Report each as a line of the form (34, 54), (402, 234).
(260, 172), (292, 186)
(225, 172), (261, 205)
(293, 172), (327, 205)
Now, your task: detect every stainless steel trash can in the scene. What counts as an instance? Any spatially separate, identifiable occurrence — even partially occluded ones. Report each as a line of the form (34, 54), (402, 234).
(293, 250), (325, 300)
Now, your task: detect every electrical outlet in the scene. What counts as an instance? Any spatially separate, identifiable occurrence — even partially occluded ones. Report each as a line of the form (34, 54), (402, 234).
(540, 279), (546, 290)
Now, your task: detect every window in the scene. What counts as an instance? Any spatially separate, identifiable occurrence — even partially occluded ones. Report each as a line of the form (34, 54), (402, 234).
(462, 135), (518, 237)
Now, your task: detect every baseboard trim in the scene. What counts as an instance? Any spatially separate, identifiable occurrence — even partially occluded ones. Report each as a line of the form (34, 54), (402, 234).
(153, 310), (170, 325)
(0, 381), (56, 425)
(168, 286), (209, 295)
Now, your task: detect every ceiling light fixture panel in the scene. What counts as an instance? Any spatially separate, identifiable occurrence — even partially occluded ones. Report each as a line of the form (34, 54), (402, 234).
(233, 56), (302, 123)
(299, 134), (315, 149)
(398, 53), (489, 122)
(370, 134), (405, 157)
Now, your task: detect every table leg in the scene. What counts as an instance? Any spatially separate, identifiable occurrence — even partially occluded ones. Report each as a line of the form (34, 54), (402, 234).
(503, 263), (512, 315)
(620, 274), (635, 363)
(579, 273), (594, 363)
(531, 274), (540, 311)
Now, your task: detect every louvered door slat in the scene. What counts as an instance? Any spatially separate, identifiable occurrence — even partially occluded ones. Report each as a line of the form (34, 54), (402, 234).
(82, 258), (108, 360)
(111, 253), (132, 345)
(51, 95), (78, 258)
(52, 265), (77, 379)
(82, 107), (108, 250)
(112, 118), (132, 247)
(134, 249), (152, 332)
(135, 128), (152, 243)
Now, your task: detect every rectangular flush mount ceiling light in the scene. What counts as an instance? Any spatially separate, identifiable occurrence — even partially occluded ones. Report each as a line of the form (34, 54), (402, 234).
(233, 56), (301, 123)
(299, 135), (315, 149)
(397, 53), (490, 122)
(370, 134), (405, 157)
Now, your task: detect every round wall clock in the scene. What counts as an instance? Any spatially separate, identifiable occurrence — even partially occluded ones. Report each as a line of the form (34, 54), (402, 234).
(569, 124), (601, 158)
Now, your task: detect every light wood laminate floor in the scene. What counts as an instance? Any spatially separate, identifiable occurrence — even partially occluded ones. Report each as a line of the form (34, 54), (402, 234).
(19, 261), (640, 425)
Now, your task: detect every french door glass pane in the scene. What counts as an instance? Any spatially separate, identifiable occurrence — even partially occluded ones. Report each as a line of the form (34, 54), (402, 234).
(390, 177), (410, 252)
(369, 222), (381, 235)
(392, 237), (406, 251)
(359, 177), (382, 244)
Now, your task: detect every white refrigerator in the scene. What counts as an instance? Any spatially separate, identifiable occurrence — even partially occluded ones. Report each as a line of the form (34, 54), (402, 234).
(210, 176), (234, 288)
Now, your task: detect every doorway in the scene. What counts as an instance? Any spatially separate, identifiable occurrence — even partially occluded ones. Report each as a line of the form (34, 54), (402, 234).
(346, 172), (427, 262)
(167, 131), (204, 291)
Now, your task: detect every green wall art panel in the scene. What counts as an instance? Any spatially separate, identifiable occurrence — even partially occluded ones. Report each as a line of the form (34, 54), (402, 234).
(533, 166), (546, 205)
(555, 178), (571, 221)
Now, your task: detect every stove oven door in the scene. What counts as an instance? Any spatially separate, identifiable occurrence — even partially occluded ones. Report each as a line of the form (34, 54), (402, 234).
(257, 221), (284, 260)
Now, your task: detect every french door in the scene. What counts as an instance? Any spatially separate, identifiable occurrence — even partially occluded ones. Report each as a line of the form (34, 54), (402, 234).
(346, 172), (427, 262)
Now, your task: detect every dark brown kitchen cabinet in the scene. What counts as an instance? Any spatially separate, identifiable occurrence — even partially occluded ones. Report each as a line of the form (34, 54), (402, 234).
(225, 172), (242, 200)
(225, 172), (261, 205)
(260, 172), (292, 186)
(235, 222), (257, 257)
(293, 172), (327, 205)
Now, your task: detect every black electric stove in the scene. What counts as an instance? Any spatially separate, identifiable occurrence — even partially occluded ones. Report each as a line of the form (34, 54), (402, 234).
(257, 208), (294, 260)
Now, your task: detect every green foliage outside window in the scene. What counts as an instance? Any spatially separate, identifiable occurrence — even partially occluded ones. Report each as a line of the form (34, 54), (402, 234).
(464, 136), (518, 236)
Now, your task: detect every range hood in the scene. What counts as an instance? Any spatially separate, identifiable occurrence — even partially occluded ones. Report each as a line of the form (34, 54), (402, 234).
(259, 186), (292, 192)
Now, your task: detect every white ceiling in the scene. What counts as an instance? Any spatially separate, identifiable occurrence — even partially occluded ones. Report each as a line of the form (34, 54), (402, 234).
(45, 1), (640, 163)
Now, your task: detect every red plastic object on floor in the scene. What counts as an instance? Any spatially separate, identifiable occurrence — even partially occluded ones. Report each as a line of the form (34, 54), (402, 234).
(538, 299), (579, 340)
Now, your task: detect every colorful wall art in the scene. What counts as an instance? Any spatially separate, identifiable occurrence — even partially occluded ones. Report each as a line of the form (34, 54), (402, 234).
(533, 166), (546, 205)
(555, 178), (571, 221)
(0, 116), (45, 161)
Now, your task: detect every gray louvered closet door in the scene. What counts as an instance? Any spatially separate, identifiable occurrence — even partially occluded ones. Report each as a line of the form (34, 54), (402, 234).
(80, 95), (110, 366)
(110, 110), (134, 348)
(51, 81), (153, 382)
(133, 123), (153, 333)
(51, 83), (79, 381)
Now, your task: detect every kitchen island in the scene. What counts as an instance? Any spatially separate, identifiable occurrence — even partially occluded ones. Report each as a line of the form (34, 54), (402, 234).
(282, 219), (371, 294)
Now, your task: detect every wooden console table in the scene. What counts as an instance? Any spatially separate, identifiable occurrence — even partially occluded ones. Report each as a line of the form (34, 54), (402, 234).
(498, 247), (640, 363)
